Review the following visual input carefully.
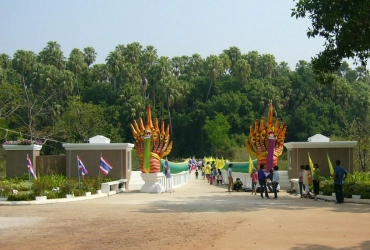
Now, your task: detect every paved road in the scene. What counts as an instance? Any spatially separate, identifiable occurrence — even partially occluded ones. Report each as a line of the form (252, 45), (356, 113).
(1, 173), (370, 249)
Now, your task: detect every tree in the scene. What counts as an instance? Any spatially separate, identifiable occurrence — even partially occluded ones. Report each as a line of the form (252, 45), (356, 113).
(0, 84), (22, 120)
(234, 59), (251, 83)
(205, 55), (223, 101)
(83, 47), (97, 67)
(0, 53), (12, 69)
(56, 96), (120, 142)
(38, 41), (66, 70)
(67, 48), (87, 95)
(106, 50), (123, 94)
(292, 1), (370, 82)
(12, 50), (37, 94)
(203, 113), (233, 158)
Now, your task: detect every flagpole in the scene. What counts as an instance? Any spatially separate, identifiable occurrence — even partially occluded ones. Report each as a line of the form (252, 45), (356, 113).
(27, 154), (32, 193)
(99, 153), (102, 176)
(77, 156), (81, 189)
(28, 168), (32, 192)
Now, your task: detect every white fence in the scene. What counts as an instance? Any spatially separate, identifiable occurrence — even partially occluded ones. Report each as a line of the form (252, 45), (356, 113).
(160, 171), (190, 190)
(129, 171), (190, 191)
(221, 170), (290, 189)
(221, 170), (252, 188)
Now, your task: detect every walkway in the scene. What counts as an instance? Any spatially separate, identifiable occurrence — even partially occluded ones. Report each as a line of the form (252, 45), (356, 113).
(1, 173), (370, 249)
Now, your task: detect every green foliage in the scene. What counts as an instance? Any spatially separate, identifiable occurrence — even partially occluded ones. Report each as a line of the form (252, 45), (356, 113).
(3, 41), (370, 170)
(292, 1), (370, 82)
(7, 193), (34, 201)
(0, 183), (11, 197)
(319, 172), (370, 198)
(203, 113), (233, 158)
(60, 178), (77, 195)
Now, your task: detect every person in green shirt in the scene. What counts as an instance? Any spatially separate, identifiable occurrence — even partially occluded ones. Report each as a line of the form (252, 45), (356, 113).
(313, 163), (320, 195)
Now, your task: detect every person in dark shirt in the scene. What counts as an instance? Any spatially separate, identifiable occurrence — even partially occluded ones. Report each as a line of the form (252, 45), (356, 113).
(334, 160), (348, 204)
(258, 164), (270, 198)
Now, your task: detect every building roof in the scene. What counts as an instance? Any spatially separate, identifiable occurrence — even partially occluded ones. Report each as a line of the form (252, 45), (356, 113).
(284, 141), (357, 149)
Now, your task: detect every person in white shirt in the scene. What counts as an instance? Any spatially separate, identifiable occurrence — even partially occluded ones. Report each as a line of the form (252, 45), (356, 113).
(227, 163), (233, 192)
(272, 165), (280, 198)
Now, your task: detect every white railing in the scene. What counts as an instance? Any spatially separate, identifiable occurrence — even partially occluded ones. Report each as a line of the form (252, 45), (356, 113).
(221, 170), (252, 188)
(221, 170), (290, 190)
(160, 171), (190, 190)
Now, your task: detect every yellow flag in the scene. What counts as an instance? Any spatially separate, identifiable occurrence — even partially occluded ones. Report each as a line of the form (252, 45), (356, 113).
(327, 153), (334, 175)
(249, 155), (254, 173)
(308, 152), (314, 171)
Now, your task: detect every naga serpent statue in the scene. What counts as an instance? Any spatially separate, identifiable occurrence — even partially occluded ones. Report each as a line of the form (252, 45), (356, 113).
(246, 102), (287, 170)
(130, 105), (173, 173)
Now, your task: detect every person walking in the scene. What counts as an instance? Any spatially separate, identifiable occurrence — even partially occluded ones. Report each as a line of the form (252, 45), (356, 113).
(227, 163), (234, 192)
(210, 169), (214, 185)
(250, 168), (258, 195)
(302, 165), (312, 197)
(272, 165), (280, 199)
(298, 165), (305, 198)
(266, 169), (274, 193)
(217, 169), (223, 185)
(334, 160), (348, 204)
(312, 163), (320, 195)
(205, 162), (212, 183)
(258, 164), (269, 198)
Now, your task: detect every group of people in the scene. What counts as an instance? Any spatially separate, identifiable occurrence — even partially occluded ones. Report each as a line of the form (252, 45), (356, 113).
(195, 161), (223, 185)
(298, 160), (348, 204)
(298, 164), (319, 198)
(194, 158), (348, 205)
(226, 163), (280, 198)
(249, 164), (280, 198)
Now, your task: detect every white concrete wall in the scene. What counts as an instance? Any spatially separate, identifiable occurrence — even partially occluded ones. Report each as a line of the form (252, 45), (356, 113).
(129, 171), (190, 190)
(221, 170), (290, 189)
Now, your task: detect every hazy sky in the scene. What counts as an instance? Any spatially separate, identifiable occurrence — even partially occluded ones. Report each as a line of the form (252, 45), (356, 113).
(0, 0), (326, 69)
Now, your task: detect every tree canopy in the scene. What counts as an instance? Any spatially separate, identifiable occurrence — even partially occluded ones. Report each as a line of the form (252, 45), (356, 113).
(292, 0), (370, 82)
(1, 41), (370, 169)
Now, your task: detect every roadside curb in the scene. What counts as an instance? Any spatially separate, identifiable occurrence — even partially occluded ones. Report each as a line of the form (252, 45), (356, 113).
(315, 195), (370, 204)
(0, 193), (108, 206)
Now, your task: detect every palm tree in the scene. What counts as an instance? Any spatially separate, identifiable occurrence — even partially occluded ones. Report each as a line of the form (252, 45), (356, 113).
(245, 51), (261, 79)
(223, 46), (242, 73)
(83, 47), (97, 67)
(124, 42), (143, 65)
(12, 50), (37, 98)
(205, 55), (223, 101)
(38, 41), (66, 70)
(234, 59), (251, 83)
(92, 64), (109, 83)
(0, 53), (12, 69)
(219, 53), (231, 75)
(188, 53), (204, 78)
(260, 54), (277, 78)
(150, 56), (172, 109)
(106, 50), (124, 94)
(67, 48), (87, 95)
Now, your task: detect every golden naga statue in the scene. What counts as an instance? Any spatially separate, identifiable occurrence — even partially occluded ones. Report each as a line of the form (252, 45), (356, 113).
(246, 102), (287, 167)
(130, 105), (173, 173)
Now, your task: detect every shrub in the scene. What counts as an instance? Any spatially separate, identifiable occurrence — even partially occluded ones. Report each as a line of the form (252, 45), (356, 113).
(73, 188), (86, 197)
(32, 178), (49, 196)
(7, 193), (34, 201)
(0, 184), (11, 197)
(60, 178), (77, 195)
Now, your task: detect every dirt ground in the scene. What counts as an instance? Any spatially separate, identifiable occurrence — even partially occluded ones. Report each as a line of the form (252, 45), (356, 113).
(1, 175), (370, 250)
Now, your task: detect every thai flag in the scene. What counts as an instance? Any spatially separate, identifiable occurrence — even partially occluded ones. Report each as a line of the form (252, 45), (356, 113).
(100, 155), (113, 175)
(77, 156), (88, 176)
(27, 154), (37, 180)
